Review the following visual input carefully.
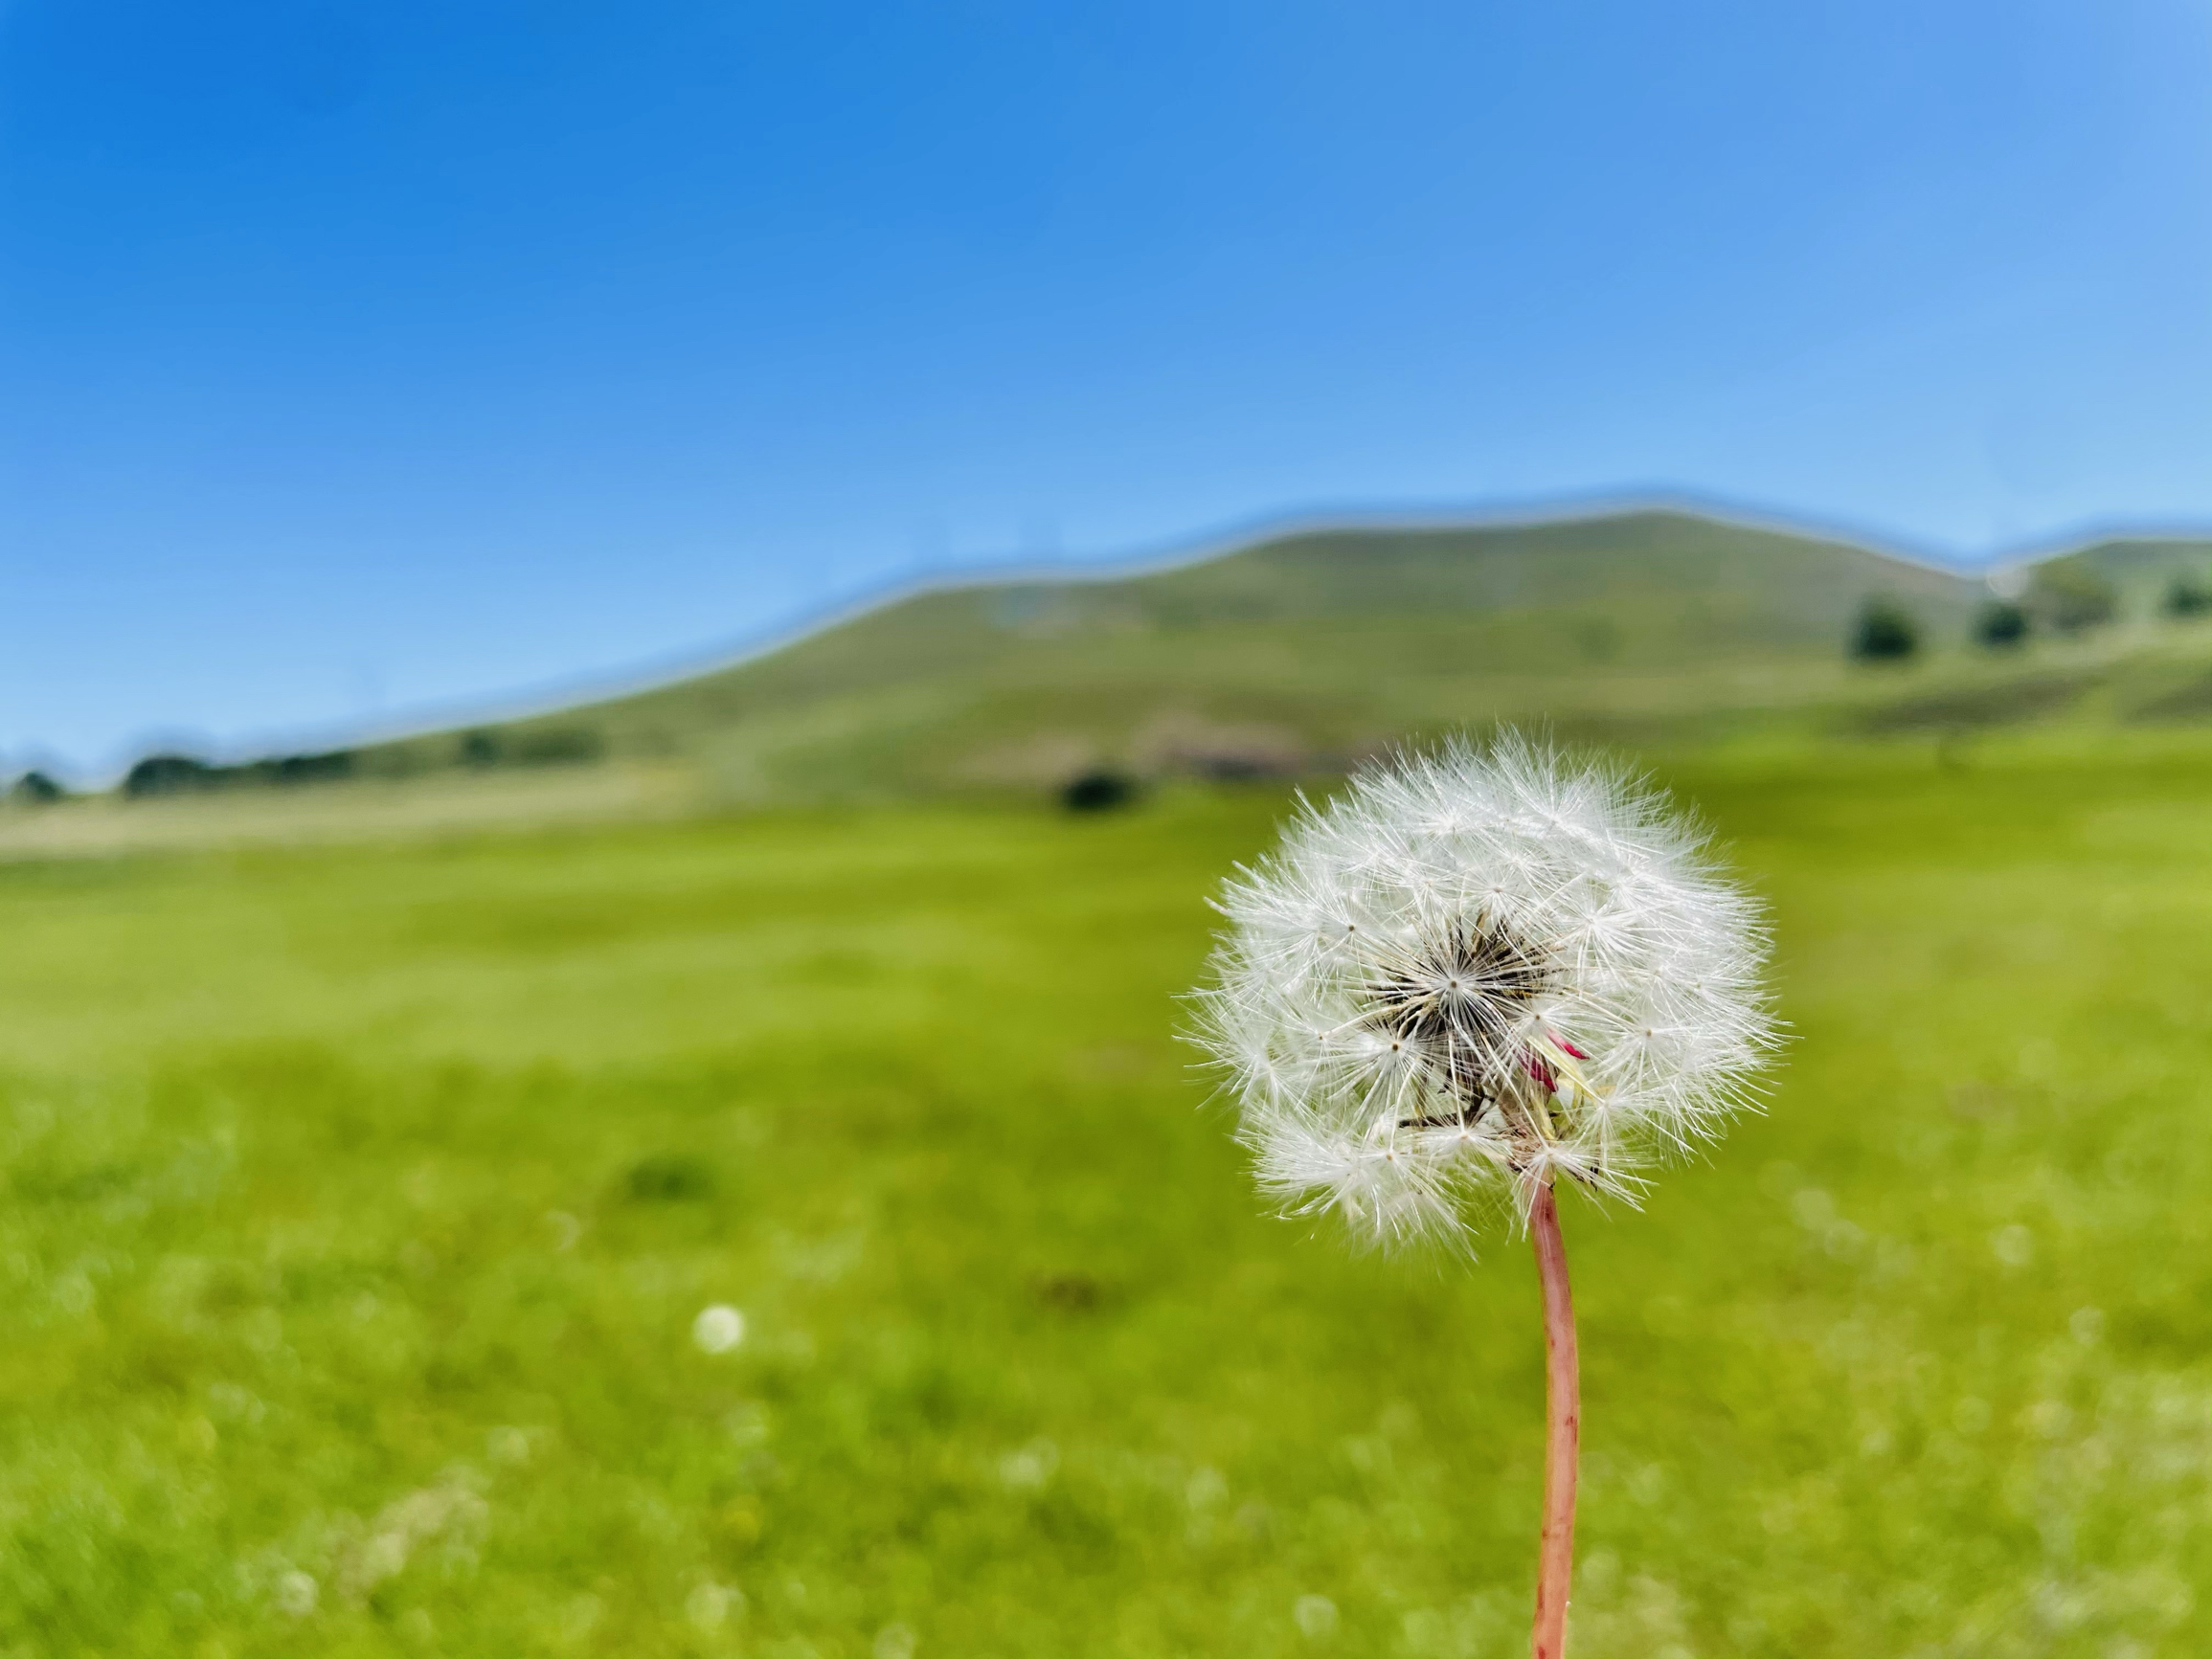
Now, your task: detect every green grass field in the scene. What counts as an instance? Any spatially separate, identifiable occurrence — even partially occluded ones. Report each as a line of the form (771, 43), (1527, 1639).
(3, 731), (2208, 1657)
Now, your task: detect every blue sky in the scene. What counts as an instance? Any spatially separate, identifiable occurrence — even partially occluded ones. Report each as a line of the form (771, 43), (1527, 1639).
(4, 1), (2207, 773)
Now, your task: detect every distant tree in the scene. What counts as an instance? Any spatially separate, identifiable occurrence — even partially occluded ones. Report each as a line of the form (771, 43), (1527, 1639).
(460, 729), (503, 769)
(1974, 599), (2029, 648)
(2029, 562), (2117, 633)
(1061, 768), (1139, 812)
(10, 770), (64, 804)
(2163, 574), (2212, 618)
(124, 754), (217, 797)
(1850, 597), (1919, 661)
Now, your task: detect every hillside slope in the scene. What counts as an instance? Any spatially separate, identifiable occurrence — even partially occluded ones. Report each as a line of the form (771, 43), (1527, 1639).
(350, 511), (2203, 800)
(25, 510), (2199, 839)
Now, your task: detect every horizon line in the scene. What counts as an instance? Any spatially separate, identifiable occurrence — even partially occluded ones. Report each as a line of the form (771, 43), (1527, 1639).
(56, 485), (2212, 781)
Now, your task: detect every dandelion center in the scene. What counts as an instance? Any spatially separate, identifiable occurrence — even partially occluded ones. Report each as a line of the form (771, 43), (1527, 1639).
(1364, 919), (1549, 1107)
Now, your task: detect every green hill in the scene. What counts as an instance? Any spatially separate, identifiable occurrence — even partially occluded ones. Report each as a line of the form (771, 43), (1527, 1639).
(350, 510), (2204, 802)
(2051, 534), (2212, 604)
(19, 509), (2203, 844)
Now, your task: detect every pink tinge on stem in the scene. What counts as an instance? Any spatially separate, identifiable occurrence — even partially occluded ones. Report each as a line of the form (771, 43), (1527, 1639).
(1529, 1183), (1580, 1659)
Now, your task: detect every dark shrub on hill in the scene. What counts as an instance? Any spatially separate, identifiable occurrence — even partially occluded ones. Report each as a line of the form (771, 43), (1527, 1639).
(124, 750), (356, 797)
(1975, 599), (2029, 647)
(457, 728), (604, 770)
(1062, 769), (1139, 812)
(2164, 575), (2212, 618)
(510, 728), (604, 766)
(2030, 563), (2117, 633)
(124, 754), (217, 797)
(272, 750), (355, 785)
(232, 751), (357, 787)
(1850, 597), (1920, 661)
(10, 770), (65, 804)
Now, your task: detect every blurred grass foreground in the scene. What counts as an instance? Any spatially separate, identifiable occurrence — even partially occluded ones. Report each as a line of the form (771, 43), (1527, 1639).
(2, 511), (2210, 1656)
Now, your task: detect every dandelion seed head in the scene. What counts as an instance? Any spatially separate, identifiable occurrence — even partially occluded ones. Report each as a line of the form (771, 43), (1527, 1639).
(1189, 732), (1778, 1251)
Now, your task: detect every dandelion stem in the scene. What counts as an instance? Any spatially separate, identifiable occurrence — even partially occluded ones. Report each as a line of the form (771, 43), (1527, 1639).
(1529, 1180), (1579, 1659)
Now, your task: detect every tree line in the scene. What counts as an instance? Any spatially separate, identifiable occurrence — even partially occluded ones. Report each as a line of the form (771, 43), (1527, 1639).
(1852, 566), (2211, 662)
(5, 726), (610, 806)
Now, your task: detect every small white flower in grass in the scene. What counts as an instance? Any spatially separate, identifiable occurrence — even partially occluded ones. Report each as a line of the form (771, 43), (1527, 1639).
(1991, 1223), (2033, 1267)
(692, 1304), (746, 1355)
(1190, 732), (1776, 1250)
(275, 1570), (319, 1617)
(999, 1438), (1059, 1489)
(1293, 1595), (1339, 1640)
(686, 1581), (743, 1630)
(1186, 733), (1780, 1659)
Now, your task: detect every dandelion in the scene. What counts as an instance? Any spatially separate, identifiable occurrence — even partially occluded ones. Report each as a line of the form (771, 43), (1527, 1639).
(1189, 732), (1777, 1659)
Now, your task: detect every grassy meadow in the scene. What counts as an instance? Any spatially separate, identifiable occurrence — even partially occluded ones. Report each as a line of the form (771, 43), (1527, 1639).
(3, 729), (2208, 1656)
